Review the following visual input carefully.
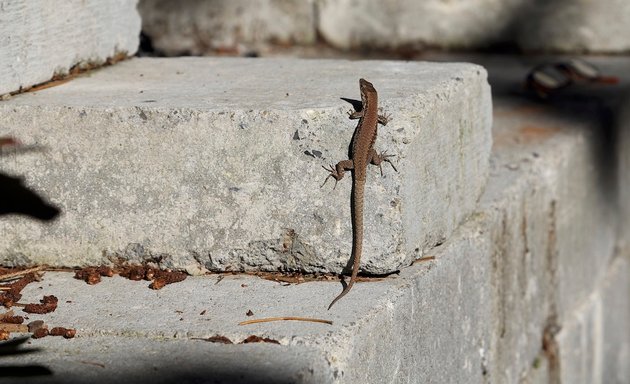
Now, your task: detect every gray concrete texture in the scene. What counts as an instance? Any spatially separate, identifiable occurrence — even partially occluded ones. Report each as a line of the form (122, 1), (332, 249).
(139, 0), (630, 54)
(0, 58), (492, 275)
(618, 94), (630, 253)
(1, 107), (627, 381)
(1, 56), (629, 382)
(138, 0), (317, 56)
(0, 0), (141, 96)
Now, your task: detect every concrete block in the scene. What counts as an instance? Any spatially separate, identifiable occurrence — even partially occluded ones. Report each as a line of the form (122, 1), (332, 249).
(138, 0), (316, 56)
(338, 218), (494, 383)
(0, 0), (141, 96)
(317, 0), (527, 50)
(0, 336), (333, 384)
(2, 214), (494, 383)
(556, 256), (629, 384)
(617, 94), (630, 252)
(483, 93), (617, 381)
(0, 57), (492, 275)
(516, 0), (630, 53)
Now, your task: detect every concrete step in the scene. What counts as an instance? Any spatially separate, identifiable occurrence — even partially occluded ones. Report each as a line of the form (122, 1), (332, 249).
(0, 57), (492, 275)
(0, 0), (140, 96)
(2, 55), (628, 383)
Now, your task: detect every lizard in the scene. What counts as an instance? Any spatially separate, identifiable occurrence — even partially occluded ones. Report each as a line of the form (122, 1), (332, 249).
(323, 78), (396, 310)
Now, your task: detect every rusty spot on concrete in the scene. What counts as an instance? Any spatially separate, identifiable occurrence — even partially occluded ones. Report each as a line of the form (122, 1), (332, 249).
(494, 104), (545, 118)
(518, 125), (562, 142)
(493, 124), (562, 148)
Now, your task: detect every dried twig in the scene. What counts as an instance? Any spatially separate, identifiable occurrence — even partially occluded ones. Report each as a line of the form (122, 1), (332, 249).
(239, 316), (333, 326)
(0, 324), (29, 333)
(0, 266), (45, 282)
(412, 255), (436, 264)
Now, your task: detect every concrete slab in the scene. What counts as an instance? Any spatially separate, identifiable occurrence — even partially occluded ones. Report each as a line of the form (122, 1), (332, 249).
(516, 0), (630, 53)
(317, 0), (527, 50)
(0, 0), (140, 95)
(0, 215), (493, 384)
(138, 1), (630, 54)
(556, 256), (630, 384)
(0, 336), (332, 384)
(138, 0), (316, 56)
(0, 57), (492, 276)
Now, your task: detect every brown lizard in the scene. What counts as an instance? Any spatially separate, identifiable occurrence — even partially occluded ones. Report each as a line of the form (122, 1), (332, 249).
(323, 78), (396, 310)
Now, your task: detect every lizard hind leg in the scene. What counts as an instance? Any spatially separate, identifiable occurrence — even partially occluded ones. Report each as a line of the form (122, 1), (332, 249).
(321, 164), (340, 189)
(321, 160), (354, 189)
(369, 149), (398, 176)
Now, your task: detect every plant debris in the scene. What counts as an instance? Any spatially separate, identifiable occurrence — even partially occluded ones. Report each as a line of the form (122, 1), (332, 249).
(194, 335), (234, 344)
(149, 270), (187, 290)
(240, 335), (280, 344)
(238, 316), (333, 326)
(1, 315), (24, 324)
(74, 266), (114, 285)
(193, 335), (281, 345)
(0, 268), (76, 342)
(74, 264), (187, 290)
(246, 310), (254, 316)
(0, 273), (39, 307)
(31, 328), (49, 339)
(23, 295), (58, 314)
(49, 327), (76, 339)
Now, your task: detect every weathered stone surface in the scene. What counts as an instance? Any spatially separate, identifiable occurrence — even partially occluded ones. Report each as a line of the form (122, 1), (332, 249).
(0, 0), (140, 95)
(0, 57), (491, 275)
(317, 0), (526, 50)
(516, 0), (630, 53)
(486, 95), (618, 381)
(138, 0), (316, 56)
(556, 256), (629, 384)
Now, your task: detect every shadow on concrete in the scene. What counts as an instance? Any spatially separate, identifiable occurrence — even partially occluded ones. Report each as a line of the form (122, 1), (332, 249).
(0, 138), (60, 221)
(0, 173), (60, 221)
(0, 337), (52, 379)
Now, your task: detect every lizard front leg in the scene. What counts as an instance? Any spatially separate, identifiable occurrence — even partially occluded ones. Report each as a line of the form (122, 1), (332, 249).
(321, 159), (354, 189)
(378, 112), (391, 126)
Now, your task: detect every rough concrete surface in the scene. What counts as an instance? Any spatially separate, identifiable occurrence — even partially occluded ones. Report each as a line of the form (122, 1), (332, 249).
(617, 93), (630, 252)
(138, 0), (630, 54)
(516, 0), (630, 53)
(464, 93), (619, 382)
(317, 0), (527, 50)
(139, 0), (316, 56)
(0, 0), (141, 96)
(556, 256), (630, 384)
(0, 57), (492, 275)
(0, 215), (493, 384)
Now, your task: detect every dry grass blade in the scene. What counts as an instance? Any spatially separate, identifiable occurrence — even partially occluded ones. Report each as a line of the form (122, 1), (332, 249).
(238, 316), (333, 326)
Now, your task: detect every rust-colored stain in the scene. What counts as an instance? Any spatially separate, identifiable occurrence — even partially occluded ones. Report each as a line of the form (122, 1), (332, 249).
(4, 51), (129, 97)
(494, 124), (562, 148)
(518, 125), (562, 141)
(493, 104), (545, 118)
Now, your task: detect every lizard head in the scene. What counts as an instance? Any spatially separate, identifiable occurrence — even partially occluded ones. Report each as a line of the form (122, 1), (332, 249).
(359, 78), (376, 104)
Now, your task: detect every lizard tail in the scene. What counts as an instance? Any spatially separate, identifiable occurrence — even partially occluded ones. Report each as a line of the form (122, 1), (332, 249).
(328, 181), (364, 310)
